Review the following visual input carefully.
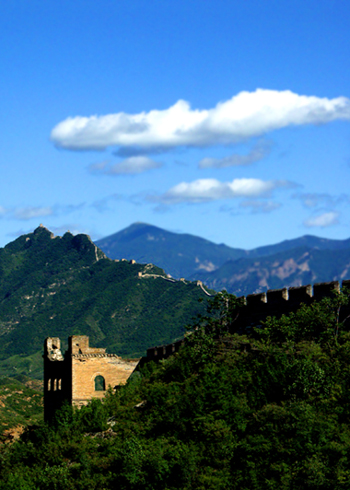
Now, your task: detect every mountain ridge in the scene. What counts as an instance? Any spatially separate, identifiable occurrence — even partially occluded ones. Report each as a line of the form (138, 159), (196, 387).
(191, 246), (350, 296)
(96, 223), (350, 293)
(0, 226), (213, 378)
(96, 222), (246, 278)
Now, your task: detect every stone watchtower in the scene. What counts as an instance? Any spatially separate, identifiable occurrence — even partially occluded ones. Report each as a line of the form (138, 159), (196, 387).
(44, 335), (138, 422)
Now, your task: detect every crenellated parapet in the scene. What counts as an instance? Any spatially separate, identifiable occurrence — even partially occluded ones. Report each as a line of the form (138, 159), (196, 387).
(142, 279), (350, 364)
(143, 338), (185, 364)
(234, 280), (347, 331)
(71, 353), (122, 359)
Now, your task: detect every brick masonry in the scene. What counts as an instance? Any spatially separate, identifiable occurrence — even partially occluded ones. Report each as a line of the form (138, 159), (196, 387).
(44, 335), (139, 421)
(44, 280), (350, 419)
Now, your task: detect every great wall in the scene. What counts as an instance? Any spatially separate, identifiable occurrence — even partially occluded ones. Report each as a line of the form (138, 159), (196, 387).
(44, 279), (350, 419)
(144, 279), (350, 362)
(43, 336), (138, 421)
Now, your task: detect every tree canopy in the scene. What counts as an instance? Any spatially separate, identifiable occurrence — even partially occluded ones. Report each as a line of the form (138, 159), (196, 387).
(1, 289), (350, 489)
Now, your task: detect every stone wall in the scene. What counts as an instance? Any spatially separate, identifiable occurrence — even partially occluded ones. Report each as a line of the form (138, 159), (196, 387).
(234, 279), (350, 331)
(143, 280), (350, 363)
(44, 279), (350, 419)
(71, 353), (138, 407)
(44, 335), (138, 421)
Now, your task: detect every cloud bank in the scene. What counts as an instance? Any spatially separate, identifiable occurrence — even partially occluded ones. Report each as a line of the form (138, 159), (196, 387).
(50, 89), (350, 152)
(152, 178), (291, 204)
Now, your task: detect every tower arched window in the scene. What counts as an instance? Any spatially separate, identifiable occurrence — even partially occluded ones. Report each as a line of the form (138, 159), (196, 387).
(94, 375), (106, 391)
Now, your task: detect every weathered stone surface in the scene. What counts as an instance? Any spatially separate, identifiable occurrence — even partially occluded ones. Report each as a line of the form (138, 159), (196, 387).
(44, 335), (139, 421)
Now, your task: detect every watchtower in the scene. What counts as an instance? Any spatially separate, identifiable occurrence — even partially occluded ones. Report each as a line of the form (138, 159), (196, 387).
(44, 335), (138, 422)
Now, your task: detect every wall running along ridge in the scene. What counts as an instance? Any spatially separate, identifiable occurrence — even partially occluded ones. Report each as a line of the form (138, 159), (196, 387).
(44, 280), (350, 420)
(144, 280), (350, 363)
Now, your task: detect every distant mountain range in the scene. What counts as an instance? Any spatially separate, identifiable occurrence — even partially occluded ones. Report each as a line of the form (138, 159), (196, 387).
(3, 223), (349, 380)
(96, 222), (245, 278)
(96, 223), (350, 296)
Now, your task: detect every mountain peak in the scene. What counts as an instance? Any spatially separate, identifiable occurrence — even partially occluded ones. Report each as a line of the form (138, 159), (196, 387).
(96, 223), (350, 289)
(33, 224), (55, 238)
(96, 223), (245, 278)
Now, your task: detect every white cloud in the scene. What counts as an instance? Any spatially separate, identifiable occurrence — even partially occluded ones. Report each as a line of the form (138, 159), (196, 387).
(304, 211), (339, 228)
(51, 89), (350, 152)
(89, 156), (162, 175)
(13, 207), (54, 221)
(152, 178), (290, 204)
(198, 140), (272, 169)
(0, 206), (7, 217)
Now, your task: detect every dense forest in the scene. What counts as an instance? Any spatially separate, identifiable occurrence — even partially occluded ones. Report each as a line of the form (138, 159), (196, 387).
(1, 290), (350, 489)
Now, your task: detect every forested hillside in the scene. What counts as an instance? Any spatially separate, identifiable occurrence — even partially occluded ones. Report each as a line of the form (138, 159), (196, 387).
(1, 290), (350, 489)
(0, 226), (212, 378)
(0, 376), (43, 436)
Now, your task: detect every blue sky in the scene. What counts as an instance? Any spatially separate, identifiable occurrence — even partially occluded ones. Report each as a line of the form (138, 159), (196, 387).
(1, 0), (350, 249)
